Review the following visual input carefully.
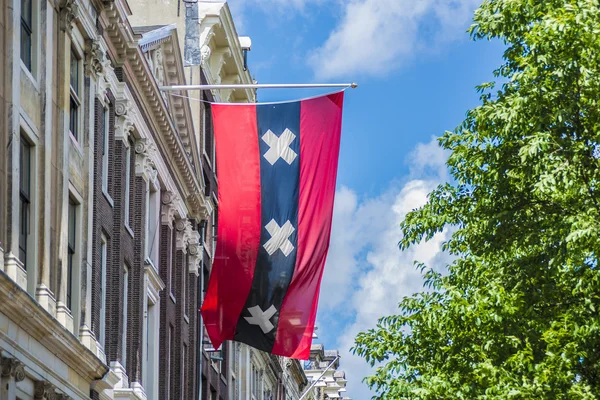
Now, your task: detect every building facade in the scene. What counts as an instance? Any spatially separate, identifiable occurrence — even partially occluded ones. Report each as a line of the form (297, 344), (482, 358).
(1, 0), (328, 397)
(1, 0), (209, 397)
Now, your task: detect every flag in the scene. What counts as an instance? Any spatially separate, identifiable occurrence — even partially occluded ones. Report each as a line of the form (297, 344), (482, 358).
(201, 92), (344, 359)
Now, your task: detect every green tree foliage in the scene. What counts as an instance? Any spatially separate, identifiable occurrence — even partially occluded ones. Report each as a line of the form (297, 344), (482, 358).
(353, 1), (600, 398)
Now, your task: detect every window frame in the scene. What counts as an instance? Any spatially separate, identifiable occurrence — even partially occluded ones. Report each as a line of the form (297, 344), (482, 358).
(101, 106), (110, 194)
(122, 264), (129, 369)
(69, 48), (82, 142)
(19, 135), (32, 270)
(67, 196), (77, 311)
(99, 234), (108, 349)
(124, 142), (132, 230)
(20, 0), (33, 71)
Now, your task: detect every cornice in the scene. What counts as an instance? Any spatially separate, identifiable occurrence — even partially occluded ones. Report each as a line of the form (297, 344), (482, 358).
(100, 0), (211, 221)
(0, 271), (108, 381)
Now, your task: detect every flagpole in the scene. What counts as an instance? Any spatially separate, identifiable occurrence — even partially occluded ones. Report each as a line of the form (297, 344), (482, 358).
(158, 83), (358, 91)
(297, 355), (341, 400)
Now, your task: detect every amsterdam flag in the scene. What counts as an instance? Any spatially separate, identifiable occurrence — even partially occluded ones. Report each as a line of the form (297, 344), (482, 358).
(201, 92), (344, 359)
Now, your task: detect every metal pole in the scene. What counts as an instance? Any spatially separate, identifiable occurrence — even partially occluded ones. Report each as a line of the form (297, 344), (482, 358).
(159, 83), (358, 91)
(298, 355), (340, 400)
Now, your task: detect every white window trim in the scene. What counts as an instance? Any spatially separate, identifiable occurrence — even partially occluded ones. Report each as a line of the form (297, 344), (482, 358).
(102, 107), (110, 194)
(19, 0), (40, 82)
(122, 264), (129, 370)
(68, 47), (84, 146)
(99, 234), (108, 349)
(67, 186), (84, 332)
(18, 121), (39, 296)
(146, 181), (160, 269)
(124, 144), (132, 232)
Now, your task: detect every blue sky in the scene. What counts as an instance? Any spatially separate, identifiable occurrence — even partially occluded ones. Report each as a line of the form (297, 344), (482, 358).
(224, 1), (505, 397)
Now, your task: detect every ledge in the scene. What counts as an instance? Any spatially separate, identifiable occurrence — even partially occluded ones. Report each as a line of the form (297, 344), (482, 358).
(0, 270), (108, 381)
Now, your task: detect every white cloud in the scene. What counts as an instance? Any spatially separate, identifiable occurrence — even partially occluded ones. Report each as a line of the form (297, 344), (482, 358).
(318, 137), (451, 398)
(308, 0), (481, 79)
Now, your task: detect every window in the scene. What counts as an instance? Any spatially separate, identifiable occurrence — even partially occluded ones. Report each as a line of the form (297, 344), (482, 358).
(147, 185), (160, 268)
(144, 297), (159, 400)
(203, 105), (213, 165)
(67, 197), (77, 310)
(182, 254), (187, 317)
(182, 344), (187, 400)
(124, 144), (131, 227)
(20, 0), (33, 70)
(102, 107), (110, 193)
(251, 364), (260, 399)
(168, 229), (174, 296)
(167, 325), (173, 398)
(122, 264), (129, 369)
(19, 137), (31, 269)
(69, 50), (81, 141)
(99, 235), (108, 348)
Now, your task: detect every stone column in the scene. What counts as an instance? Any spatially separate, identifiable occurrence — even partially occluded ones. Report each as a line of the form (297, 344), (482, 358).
(54, 0), (79, 334)
(35, 0), (57, 314)
(0, 356), (25, 400)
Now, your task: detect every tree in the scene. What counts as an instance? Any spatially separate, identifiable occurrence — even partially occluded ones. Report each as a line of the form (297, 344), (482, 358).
(353, 1), (600, 398)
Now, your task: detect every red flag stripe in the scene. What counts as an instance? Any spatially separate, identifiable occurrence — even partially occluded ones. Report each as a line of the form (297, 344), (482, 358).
(272, 92), (344, 358)
(201, 104), (262, 350)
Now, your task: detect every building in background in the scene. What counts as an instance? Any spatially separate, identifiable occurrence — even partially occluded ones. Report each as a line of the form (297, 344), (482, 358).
(303, 346), (352, 400)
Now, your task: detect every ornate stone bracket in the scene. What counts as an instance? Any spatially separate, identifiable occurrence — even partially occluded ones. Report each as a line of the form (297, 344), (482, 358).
(187, 230), (202, 275)
(1, 356), (25, 382)
(59, 0), (79, 33)
(34, 381), (57, 399)
(175, 218), (193, 252)
(161, 191), (179, 228)
(85, 40), (112, 80)
(114, 99), (134, 143)
(134, 139), (158, 183)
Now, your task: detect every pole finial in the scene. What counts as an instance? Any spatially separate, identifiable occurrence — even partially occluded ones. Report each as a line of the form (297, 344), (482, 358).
(350, 82), (358, 88)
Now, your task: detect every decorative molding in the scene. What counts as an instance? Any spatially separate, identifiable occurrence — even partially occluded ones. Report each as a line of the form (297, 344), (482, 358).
(58, 0), (79, 32)
(34, 381), (57, 400)
(175, 219), (193, 252)
(187, 230), (202, 275)
(85, 40), (112, 81)
(161, 191), (178, 228)
(134, 139), (158, 182)
(0, 271), (108, 381)
(114, 100), (135, 142)
(1, 356), (25, 382)
(144, 261), (165, 302)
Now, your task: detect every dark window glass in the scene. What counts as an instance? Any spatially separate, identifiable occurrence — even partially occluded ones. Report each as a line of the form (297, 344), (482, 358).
(70, 97), (78, 139)
(69, 50), (80, 141)
(70, 50), (79, 95)
(20, 0), (32, 70)
(19, 137), (31, 268)
(67, 198), (76, 310)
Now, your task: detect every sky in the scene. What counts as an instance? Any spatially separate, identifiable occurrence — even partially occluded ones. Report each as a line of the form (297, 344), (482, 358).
(223, 0), (505, 397)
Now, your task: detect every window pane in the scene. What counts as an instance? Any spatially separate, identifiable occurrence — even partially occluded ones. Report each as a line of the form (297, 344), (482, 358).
(20, 139), (31, 198)
(21, 0), (32, 27)
(20, 26), (32, 70)
(67, 251), (73, 309)
(70, 50), (79, 93)
(68, 199), (76, 248)
(70, 97), (78, 139)
(19, 138), (31, 269)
